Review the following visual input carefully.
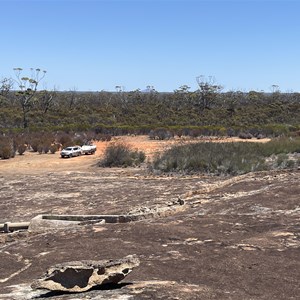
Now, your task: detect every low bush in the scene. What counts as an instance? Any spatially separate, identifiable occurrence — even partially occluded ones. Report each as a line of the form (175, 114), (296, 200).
(0, 146), (14, 159)
(27, 132), (55, 152)
(149, 128), (174, 140)
(258, 137), (300, 156)
(37, 144), (43, 154)
(0, 137), (15, 159)
(30, 138), (40, 152)
(99, 142), (145, 167)
(57, 132), (74, 148)
(17, 144), (27, 155)
(43, 143), (51, 154)
(238, 132), (253, 139)
(151, 137), (300, 175)
(50, 144), (59, 154)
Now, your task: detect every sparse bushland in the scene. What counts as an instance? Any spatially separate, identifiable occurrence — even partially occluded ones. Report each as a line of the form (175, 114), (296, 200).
(0, 86), (300, 136)
(1, 75), (300, 161)
(151, 137), (300, 175)
(99, 142), (146, 167)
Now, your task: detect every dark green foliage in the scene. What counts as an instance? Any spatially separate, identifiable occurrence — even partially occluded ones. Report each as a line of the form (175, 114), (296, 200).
(1, 89), (300, 135)
(151, 138), (300, 175)
(99, 142), (145, 167)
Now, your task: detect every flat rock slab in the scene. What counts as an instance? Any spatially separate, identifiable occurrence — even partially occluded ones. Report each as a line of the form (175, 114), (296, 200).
(31, 255), (139, 292)
(1, 170), (300, 299)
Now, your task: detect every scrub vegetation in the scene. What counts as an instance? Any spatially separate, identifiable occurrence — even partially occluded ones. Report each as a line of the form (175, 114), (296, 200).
(151, 137), (300, 175)
(1, 72), (300, 136)
(1, 70), (300, 175)
(99, 142), (146, 167)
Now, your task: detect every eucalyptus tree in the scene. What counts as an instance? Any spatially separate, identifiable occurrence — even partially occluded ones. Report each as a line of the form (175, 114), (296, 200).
(67, 87), (79, 110)
(196, 75), (222, 110)
(13, 68), (46, 128)
(38, 89), (56, 115)
(223, 90), (244, 116)
(270, 84), (281, 103)
(172, 85), (194, 111)
(0, 77), (14, 97)
(174, 85), (191, 100)
(0, 77), (14, 106)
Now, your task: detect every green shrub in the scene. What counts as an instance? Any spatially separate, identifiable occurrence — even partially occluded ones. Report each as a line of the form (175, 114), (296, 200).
(99, 142), (145, 167)
(258, 137), (300, 156)
(152, 142), (261, 175)
(151, 137), (300, 175)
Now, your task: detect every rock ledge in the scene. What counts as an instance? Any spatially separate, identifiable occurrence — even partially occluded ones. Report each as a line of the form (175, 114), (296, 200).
(31, 255), (139, 292)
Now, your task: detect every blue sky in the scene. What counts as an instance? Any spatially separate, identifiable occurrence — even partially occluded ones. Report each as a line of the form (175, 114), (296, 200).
(1, 0), (300, 92)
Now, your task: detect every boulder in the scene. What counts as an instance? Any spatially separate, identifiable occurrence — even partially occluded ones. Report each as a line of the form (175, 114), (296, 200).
(31, 255), (139, 292)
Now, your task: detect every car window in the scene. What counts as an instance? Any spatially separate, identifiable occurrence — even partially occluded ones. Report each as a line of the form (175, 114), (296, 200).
(65, 147), (72, 151)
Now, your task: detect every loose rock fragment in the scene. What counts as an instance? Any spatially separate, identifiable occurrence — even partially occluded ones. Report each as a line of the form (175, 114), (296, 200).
(31, 255), (139, 292)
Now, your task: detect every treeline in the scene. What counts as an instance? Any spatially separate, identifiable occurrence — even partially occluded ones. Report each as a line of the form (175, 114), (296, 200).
(1, 87), (300, 136)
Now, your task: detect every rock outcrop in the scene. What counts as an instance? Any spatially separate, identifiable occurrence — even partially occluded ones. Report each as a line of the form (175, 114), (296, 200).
(31, 255), (139, 292)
